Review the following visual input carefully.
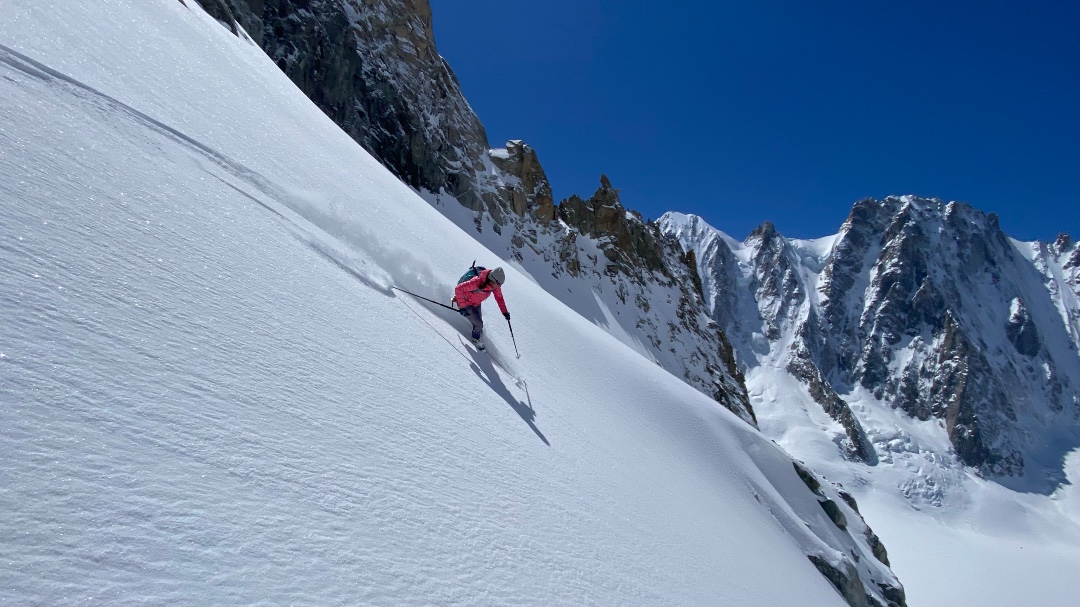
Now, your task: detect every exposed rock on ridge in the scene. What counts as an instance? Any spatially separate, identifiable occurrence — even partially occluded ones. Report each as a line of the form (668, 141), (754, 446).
(192, 0), (496, 216)
(792, 462), (905, 607)
(543, 174), (755, 424)
(487, 140), (555, 223)
(558, 174), (665, 273)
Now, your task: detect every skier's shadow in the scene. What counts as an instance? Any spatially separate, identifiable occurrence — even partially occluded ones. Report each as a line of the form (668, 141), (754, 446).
(464, 344), (549, 446)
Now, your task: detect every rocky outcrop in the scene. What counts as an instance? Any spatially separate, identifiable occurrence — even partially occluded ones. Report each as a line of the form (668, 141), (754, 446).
(787, 342), (876, 463)
(1006, 297), (1040, 357)
(558, 174), (665, 274)
(549, 177), (756, 424)
(192, 0), (494, 216)
(487, 140), (555, 224)
(808, 555), (872, 607)
(792, 462), (906, 607)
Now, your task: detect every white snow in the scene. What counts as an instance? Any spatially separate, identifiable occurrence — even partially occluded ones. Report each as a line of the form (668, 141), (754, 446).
(0, 2), (867, 605)
(749, 361), (1080, 606)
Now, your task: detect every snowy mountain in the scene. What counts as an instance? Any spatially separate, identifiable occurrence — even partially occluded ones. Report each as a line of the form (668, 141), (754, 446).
(661, 200), (1080, 493)
(188, 4), (1080, 495)
(0, 1), (904, 605)
(661, 204), (1080, 604)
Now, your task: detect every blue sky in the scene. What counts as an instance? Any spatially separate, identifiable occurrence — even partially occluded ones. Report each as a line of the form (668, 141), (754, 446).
(428, 1), (1078, 241)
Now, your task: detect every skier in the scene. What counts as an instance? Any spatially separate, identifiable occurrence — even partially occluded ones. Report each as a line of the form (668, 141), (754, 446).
(453, 266), (509, 350)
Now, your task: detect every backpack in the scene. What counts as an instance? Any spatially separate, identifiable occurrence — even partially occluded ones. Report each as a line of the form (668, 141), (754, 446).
(457, 262), (485, 285)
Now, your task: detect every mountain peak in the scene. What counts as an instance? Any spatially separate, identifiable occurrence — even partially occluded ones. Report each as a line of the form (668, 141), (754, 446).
(1054, 232), (1074, 252)
(748, 220), (779, 242)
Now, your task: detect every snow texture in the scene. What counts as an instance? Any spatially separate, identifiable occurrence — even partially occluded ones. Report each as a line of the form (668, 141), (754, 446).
(0, 2), (884, 604)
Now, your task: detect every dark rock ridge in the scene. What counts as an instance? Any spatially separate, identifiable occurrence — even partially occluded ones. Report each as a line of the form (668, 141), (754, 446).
(787, 344), (876, 464)
(487, 140), (555, 223)
(663, 197), (1080, 491)
(192, 0), (497, 217)
(558, 174), (666, 273)
(793, 462), (905, 607)
(547, 174), (755, 424)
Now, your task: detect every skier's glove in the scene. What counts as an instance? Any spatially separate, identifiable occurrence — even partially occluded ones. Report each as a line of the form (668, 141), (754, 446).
(503, 312), (511, 321)
(459, 309), (469, 316)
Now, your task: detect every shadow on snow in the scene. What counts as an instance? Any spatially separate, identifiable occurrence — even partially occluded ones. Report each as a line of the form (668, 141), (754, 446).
(463, 342), (549, 447)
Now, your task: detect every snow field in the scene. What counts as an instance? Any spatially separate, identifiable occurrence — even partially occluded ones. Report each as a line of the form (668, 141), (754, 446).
(0, 2), (861, 604)
(748, 362), (1080, 606)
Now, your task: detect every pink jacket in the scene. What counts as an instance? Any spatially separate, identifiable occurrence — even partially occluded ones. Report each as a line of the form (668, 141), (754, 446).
(454, 269), (508, 314)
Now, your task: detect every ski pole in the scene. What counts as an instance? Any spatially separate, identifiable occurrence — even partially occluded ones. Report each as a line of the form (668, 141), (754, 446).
(506, 318), (521, 359)
(391, 286), (459, 312)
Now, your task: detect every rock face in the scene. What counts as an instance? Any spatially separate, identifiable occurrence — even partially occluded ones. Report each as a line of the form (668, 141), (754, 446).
(558, 174), (666, 272)
(792, 462), (906, 607)
(196, 0), (496, 216)
(548, 175), (754, 424)
(487, 140), (555, 223)
(662, 198), (1080, 491)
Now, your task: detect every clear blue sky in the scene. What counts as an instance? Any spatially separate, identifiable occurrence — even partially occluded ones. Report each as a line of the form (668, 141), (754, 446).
(428, 1), (1078, 241)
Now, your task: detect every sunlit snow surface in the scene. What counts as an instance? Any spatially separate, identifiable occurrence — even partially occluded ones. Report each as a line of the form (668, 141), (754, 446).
(0, 2), (869, 604)
(748, 367), (1080, 606)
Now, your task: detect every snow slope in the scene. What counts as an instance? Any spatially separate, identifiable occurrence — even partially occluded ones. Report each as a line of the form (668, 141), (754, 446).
(0, 2), (891, 604)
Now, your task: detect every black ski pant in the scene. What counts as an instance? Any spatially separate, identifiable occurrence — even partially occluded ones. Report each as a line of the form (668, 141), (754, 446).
(463, 305), (483, 340)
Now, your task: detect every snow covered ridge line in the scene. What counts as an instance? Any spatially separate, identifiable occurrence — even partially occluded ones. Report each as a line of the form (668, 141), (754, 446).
(660, 198), (1080, 494)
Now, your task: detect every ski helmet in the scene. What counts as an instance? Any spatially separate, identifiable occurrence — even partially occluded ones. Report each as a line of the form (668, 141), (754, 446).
(488, 267), (506, 285)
